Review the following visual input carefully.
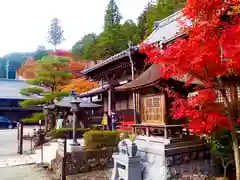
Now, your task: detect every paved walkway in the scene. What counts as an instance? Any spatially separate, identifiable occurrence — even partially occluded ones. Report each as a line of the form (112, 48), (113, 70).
(0, 165), (51, 180)
(0, 154), (35, 167)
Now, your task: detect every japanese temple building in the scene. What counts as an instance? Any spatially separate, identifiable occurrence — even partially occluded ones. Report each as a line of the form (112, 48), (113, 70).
(79, 10), (195, 133)
(79, 47), (148, 125)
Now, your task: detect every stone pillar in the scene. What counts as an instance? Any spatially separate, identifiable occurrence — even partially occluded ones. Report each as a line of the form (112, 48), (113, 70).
(70, 99), (80, 145)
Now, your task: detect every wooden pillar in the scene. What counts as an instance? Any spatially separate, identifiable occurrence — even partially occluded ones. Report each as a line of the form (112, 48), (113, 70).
(135, 93), (140, 124)
(18, 123), (23, 154)
(108, 87), (112, 116)
(17, 123), (19, 140)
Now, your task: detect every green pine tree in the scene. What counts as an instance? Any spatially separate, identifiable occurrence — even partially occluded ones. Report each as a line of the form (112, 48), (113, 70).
(118, 20), (140, 51)
(137, 1), (155, 41)
(19, 55), (71, 124)
(104, 0), (122, 30)
(95, 0), (124, 59)
(71, 33), (98, 60)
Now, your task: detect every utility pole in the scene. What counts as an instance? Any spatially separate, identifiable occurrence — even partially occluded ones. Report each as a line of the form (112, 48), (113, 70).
(128, 41), (137, 124)
(6, 60), (9, 79)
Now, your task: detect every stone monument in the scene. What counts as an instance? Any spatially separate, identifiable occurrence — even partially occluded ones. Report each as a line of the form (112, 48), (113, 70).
(112, 139), (142, 180)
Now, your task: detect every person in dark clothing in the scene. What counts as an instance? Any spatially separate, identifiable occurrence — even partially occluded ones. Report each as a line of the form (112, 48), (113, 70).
(111, 112), (117, 131)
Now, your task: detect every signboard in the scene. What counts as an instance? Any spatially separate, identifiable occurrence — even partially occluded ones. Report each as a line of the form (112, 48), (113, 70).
(58, 139), (66, 158)
(142, 94), (166, 125)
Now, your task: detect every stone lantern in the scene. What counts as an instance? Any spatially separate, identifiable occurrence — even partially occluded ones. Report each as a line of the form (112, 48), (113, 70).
(70, 91), (80, 145)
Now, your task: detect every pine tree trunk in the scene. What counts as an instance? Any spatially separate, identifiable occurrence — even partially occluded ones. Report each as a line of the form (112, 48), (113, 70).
(231, 126), (240, 180)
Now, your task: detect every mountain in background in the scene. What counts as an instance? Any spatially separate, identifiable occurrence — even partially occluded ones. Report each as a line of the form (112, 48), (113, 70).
(0, 48), (50, 79)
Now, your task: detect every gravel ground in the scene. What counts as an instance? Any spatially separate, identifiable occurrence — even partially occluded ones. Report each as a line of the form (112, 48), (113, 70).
(0, 164), (112, 180)
(66, 169), (112, 180)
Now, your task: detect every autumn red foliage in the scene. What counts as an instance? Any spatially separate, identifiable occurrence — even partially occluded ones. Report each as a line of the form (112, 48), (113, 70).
(17, 50), (96, 93)
(49, 50), (86, 78)
(16, 57), (37, 79)
(61, 78), (98, 93)
(141, 1), (240, 178)
(17, 51), (86, 79)
(49, 49), (73, 59)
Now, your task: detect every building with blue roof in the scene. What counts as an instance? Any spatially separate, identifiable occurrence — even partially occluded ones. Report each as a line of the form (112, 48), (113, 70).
(0, 79), (41, 122)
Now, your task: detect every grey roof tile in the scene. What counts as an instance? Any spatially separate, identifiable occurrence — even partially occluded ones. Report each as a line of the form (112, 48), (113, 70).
(0, 79), (40, 100)
(45, 96), (102, 108)
(144, 10), (189, 44)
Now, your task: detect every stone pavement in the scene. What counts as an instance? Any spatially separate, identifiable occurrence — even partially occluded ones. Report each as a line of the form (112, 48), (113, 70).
(0, 154), (35, 167)
(0, 165), (51, 180)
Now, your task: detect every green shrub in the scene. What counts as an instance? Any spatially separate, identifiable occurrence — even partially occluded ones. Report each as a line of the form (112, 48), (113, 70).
(20, 112), (44, 124)
(47, 128), (90, 139)
(84, 130), (131, 149)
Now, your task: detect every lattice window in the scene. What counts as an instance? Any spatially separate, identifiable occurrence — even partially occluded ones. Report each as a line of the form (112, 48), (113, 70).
(216, 88), (231, 103)
(237, 86), (240, 98)
(188, 87), (238, 103)
(215, 90), (223, 103)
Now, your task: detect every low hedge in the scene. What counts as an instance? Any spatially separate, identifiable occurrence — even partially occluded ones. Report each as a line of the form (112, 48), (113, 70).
(47, 128), (90, 139)
(84, 130), (131, 149)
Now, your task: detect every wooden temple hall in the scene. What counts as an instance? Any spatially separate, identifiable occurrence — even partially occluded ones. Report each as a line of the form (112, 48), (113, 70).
(79, 11), (193, 137)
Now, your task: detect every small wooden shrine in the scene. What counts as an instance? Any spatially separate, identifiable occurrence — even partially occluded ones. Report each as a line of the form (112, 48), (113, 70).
(115, 64), (197, 138)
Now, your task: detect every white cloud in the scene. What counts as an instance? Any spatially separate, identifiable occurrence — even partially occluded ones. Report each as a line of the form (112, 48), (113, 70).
(0, 0), (150, 56)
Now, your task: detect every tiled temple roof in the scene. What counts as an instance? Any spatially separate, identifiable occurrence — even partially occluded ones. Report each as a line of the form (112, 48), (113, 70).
(81, 46), (139, 75)
(45, 96), (102, 109)
(116, 11), (201, 91)
(144, 10), (184, 44)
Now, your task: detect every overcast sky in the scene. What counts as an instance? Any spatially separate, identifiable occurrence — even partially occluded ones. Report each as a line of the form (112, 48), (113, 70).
(0, 0), (150, 56)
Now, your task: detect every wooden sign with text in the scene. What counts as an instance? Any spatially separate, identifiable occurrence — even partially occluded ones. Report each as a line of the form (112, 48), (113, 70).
(58, 139), (66, 158)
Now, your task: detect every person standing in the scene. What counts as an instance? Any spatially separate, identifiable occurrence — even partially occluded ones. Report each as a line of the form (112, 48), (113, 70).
(101, 112), (109, 130)
(56, 114), (64, 129)
(111, 112), (117, 131)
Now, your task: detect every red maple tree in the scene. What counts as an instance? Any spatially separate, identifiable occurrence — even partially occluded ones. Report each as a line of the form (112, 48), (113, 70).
(16, 57), (37, 79)
(142, 0), (240, 178)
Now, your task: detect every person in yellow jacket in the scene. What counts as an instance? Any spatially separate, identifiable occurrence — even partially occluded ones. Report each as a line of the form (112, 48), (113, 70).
(101, 112), (109, 130)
